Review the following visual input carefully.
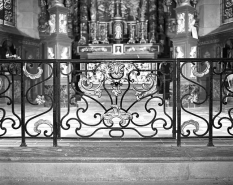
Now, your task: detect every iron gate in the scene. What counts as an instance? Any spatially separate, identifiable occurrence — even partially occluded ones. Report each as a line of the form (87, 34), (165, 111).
(0, 59), (233, 146)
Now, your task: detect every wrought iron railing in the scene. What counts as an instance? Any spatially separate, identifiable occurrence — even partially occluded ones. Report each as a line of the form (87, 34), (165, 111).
(0, 58), (232, 147)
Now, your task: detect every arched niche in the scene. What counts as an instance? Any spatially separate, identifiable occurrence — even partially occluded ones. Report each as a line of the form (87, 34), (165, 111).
(0, 38), (17, 59)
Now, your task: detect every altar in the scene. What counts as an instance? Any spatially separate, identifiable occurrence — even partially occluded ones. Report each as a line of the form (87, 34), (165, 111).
(75, 0), (164, 85)
(76, 43), (161, 87)
(77, 43), (160, 59)
(76, 0), (164, 58)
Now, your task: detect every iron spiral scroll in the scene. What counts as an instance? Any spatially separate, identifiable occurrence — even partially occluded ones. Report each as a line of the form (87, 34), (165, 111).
(0, 62), (22, 137)
(212, 61), (233, 136)
(0, 61), (55, 138)
(61, 61), (174, 139)
(179, 61), (210, 137)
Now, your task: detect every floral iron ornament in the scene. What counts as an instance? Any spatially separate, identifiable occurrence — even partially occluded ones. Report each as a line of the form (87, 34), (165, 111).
(102, 105), (132, 127)
(78, 73), (103, 97)
(78, 62), (158, 99)
(78, 62), (127, 97)
(132, 73), (157, 100)
(108, 62), (125, 79)
(35, 95), (46, 105)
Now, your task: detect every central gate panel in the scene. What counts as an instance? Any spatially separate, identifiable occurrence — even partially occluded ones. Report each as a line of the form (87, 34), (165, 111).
(59, 60), (176, 139)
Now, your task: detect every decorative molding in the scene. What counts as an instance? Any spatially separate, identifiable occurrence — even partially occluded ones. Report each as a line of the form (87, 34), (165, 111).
(80, 47), (108, 53)
(18, 40), (40, 47)
(198, 39), (220, 46)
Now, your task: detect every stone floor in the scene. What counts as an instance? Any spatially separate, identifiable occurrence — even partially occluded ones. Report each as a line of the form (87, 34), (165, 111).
(0, 139), (233, 184)
(0, 179), (232, 185)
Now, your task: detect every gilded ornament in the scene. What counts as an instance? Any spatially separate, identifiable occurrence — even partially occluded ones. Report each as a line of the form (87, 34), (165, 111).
(35, 95), (46, 105)
(102, 105), (132, 127)
(133, 73), (157, 100)
(23, 64), (43, 80)
(181, 119), (199, 134)
(191, 61), (210, 77)
(34, 119), (53, 134)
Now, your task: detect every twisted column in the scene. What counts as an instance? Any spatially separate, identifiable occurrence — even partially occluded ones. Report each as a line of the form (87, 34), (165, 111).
(78, 0), (88, 45)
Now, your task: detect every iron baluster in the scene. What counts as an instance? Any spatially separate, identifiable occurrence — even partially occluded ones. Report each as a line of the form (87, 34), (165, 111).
(172, 60), (177, 139)
(177, 59), (181, 147)
(208, 61), (214, 147)
(20, 62), (27, 147)
(53, 61), (58, 147)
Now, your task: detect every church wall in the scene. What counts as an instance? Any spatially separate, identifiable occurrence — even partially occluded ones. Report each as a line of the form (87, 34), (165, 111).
(197, 0), (221, 37)
(17, 0), (40, 39)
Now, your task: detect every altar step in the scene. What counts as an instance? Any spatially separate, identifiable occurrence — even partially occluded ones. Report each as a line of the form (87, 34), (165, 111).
(1, 161), (233, 184)
(1, 140), (233, 184)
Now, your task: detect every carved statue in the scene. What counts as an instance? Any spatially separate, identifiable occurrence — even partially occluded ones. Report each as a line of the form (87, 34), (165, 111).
(90, 0), (97, 21)
(61, 47), (69, 59)
(59, 14), (67, 33)
(48, 14), (56, 33)
(48, 47), (55, 59)
(115, 24), (122, 39)
(175, 46), (184, 58)
(177, 13), (185, 33)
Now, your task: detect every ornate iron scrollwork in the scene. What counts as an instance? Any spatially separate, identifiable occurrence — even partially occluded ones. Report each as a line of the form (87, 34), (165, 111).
(78, 62), (126, 98)
(71, 61), (173, 139)
(132, 73), (157, 100)
(78, 62), (157, 99)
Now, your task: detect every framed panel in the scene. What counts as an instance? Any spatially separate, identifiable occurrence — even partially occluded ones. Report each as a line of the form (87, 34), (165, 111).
(113, 44), (124, 55)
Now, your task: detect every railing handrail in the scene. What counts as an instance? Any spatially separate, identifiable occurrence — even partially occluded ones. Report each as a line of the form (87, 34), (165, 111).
(1, 58), (233, 63)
